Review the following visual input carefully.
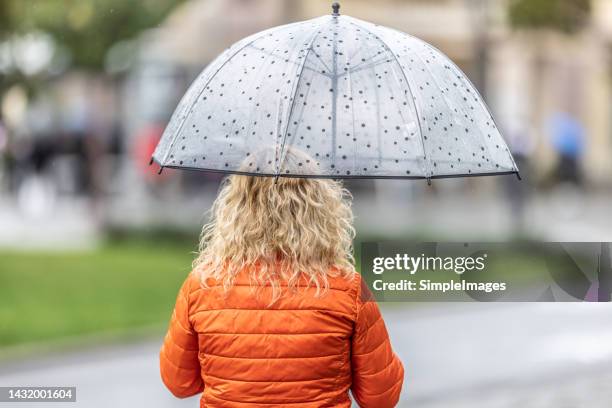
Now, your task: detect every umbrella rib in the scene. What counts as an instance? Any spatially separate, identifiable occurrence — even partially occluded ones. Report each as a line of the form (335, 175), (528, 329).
(406, 41), (476, 170)
(345, 42), (366, 68)
(395, 29), (519, 174)
(275, 19), (328, 177)
(339, 57), (392, 77)
(346, 17), (431, 179)
(247, 43), (382, 80)
(342, 39), (391, 75)
(245, 44), (332, 79)
(159, 25), (296, 167)
(410, 39), (497, 173)
(245, 37), (295, 169)
(312, 52), (333, 75)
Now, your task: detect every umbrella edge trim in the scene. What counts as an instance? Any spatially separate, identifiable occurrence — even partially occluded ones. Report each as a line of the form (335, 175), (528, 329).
(151, 158), (520, 181)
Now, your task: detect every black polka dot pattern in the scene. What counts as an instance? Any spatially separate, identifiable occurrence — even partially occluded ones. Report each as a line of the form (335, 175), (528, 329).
(152, 14), (518, 179)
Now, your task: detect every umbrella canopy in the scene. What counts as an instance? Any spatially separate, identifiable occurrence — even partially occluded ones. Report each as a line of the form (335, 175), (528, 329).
(152, 3), (519, 182)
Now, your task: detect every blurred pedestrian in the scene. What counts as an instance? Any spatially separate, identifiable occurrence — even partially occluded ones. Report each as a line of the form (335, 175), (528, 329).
(550, 112), (585, 186)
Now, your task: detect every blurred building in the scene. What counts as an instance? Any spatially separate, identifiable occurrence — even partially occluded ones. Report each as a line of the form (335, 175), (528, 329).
(488, 0), (612, 185)
(2, 0), (612, 237)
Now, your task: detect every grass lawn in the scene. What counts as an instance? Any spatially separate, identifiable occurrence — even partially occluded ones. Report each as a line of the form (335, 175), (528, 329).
(0, 236), (581, 351)
(0, 240), (195, 349)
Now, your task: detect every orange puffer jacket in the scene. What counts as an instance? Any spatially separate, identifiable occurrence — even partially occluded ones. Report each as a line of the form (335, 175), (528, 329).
(160, 271), (404, 407)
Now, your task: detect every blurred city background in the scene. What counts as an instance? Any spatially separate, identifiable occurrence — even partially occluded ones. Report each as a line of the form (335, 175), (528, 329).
(0, 0), (611, 407)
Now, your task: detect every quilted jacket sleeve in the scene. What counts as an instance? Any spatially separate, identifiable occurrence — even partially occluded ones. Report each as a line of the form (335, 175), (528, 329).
(160, 276), (204, 398)
(351, 279), (404, 408)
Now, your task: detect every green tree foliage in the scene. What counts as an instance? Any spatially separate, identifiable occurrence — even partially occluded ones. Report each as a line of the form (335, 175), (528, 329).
(0, 1), (18, 36)
(0, 0), (184, 70)
(508, 0), (592, 34)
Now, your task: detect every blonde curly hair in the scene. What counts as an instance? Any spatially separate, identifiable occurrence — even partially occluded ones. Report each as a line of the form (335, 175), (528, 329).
(193, 148), (356, 300)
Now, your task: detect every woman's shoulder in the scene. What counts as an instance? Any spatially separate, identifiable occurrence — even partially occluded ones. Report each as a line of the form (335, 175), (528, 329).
(318, 271), (367, 315)
(179, 271), (204, 298)
(188, 266), (361, 290)
(326, 270), (362, 294)
(184, 268), (365, 316)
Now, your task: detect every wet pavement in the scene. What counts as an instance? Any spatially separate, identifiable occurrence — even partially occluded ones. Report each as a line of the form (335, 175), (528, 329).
(0, 303), (611, 407)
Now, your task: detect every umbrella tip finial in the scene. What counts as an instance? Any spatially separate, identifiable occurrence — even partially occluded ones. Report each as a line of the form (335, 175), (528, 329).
(332, 2), (340, 16)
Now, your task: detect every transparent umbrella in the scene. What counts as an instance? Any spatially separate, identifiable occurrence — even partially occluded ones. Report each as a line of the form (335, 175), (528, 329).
(152, 2), (520, 183)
